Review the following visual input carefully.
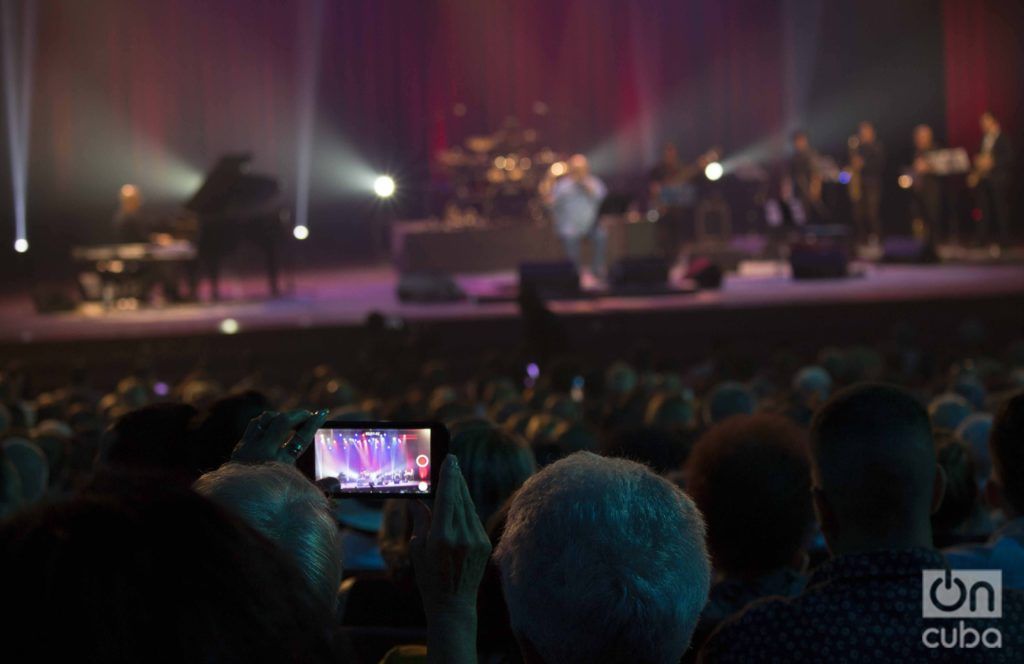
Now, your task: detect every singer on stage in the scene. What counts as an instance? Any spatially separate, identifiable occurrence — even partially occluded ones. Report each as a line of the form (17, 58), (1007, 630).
(543, 154), (608, 283)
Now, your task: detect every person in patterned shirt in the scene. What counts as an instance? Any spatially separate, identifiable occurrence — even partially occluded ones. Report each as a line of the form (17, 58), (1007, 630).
(700, 384), (1024, 662)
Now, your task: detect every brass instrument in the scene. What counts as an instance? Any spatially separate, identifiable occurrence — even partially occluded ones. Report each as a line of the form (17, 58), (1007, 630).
(967, 152), (993, 189)
(846, 136), (863, 203)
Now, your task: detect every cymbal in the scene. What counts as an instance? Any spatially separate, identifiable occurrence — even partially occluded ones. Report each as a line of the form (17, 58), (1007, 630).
(437, 148), (472, 167)
(465, 135), (497, 153)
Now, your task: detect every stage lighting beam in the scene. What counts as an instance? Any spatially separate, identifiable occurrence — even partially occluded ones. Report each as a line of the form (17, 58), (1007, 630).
(2, 0), (37, 254)
(293, 0), (325, 242)
(705, 161), (724, 181)
(374, 175), (396, 198)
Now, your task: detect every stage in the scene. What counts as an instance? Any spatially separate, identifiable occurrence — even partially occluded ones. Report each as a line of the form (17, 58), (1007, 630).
(3, 252), (1024, 390)
(2, 259), (1024, 343)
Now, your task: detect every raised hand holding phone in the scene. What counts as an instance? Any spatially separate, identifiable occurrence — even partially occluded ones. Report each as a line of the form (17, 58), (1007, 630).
(410, 454), (492, 664)
(231, 409), (329, 464)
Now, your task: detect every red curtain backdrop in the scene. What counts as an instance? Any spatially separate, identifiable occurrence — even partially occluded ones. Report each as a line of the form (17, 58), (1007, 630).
(942, 0), (1024, 150)
(28, 0), (785, 206)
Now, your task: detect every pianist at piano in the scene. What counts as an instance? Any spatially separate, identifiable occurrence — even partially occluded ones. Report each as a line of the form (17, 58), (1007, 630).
(73, 154), (287, 307)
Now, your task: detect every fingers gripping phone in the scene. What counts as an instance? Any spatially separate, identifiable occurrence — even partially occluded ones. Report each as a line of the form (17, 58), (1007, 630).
(312, 421), (448, 498)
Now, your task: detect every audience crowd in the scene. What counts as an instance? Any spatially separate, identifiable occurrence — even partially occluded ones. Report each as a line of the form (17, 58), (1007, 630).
(2, 320), (1024, 662)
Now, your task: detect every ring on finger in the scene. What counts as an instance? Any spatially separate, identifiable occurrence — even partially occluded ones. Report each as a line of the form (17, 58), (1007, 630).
(283, 437), (305, 458)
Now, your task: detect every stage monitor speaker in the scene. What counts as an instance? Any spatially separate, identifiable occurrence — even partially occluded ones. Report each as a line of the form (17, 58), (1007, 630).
(685, 257), (724, 290)
(610, 256), (670, 290)
(789, 228), (849, 279)
(32, 285), (77, 313)
(396, 272), (466, 303)
(881, 236), (938, 264)
(518, 261), (580, 298)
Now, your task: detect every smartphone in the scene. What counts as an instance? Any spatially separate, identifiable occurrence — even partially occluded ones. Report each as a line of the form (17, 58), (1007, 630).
(313, 421), (448, 497)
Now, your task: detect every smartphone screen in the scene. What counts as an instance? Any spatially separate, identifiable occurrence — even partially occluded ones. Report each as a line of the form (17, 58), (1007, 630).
(313, 422), (446, 497)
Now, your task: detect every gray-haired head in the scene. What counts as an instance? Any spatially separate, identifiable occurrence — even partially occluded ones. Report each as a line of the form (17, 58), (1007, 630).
(494, 452), (710, 664)
(194, 462), (342, 612)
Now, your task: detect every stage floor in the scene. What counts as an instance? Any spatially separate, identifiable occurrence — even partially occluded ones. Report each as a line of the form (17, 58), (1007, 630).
(2, 260), (1024, 345)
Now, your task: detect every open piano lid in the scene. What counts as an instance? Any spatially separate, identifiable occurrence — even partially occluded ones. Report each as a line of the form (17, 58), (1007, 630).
(184, 153), (279, 215)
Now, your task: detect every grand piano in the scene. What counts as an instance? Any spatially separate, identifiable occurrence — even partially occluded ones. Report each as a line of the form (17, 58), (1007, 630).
(185, 153), (285, 300)
(73, 153), (286, 305)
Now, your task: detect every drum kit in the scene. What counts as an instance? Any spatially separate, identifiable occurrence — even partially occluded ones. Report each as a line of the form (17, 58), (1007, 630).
(436, 117), (565, 224)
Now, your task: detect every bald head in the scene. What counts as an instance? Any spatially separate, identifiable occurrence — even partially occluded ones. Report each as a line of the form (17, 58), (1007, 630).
(568, 154), (589, 179)
(810, 384), (938, 549)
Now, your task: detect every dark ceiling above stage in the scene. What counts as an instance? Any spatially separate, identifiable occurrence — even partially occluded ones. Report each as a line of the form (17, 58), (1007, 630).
(0, 0), (1020, 275)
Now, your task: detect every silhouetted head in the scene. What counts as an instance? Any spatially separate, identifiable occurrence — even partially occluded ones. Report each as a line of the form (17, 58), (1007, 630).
(989, 391), (1024, 518)
(810, 384), (942, 554)
(687, 414), (813, 577)
(101, 403), (199, 485)
(0, 483), (336, 662)
(450, 424), (536, 525)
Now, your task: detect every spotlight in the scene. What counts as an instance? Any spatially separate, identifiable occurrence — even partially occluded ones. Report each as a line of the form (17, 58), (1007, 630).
(292, 224), (309, 240)
(14, 238), (28, 253)
(898, 175), (913, 189)
(219, 318), (240, 335)
(704, 161), (724, 181)
(373, 175), (396, 198)
(550, 161), (567, 177)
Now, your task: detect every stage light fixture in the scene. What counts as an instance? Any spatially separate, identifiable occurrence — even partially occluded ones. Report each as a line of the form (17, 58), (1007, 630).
(293, 224), (309, 240)
(898, 175), (913, 189)
(550, 161), (568, 177)
(704, 161), (724, 181)
(373, 175), (396, 198)
(14, 238), (28, 253)
(219, 318), (240, 335)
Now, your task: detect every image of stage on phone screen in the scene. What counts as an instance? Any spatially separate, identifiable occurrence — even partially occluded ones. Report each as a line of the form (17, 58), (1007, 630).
(314, 428), (432, 494)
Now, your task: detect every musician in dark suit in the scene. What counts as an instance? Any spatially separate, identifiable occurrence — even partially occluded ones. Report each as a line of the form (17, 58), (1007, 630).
(649, 143), (697, 261)
(787, 130), (825, 224)
(910, 124), (943, 240)
(849, 121), (885, 244)
(974, 111), (1013, 246)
